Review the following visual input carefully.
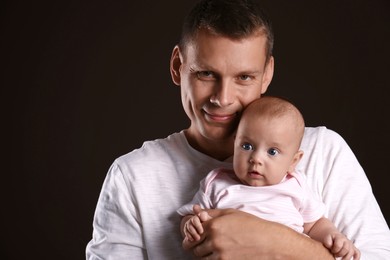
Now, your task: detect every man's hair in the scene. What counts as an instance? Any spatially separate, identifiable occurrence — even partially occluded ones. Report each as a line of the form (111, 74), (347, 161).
(178, 0), (274, 62)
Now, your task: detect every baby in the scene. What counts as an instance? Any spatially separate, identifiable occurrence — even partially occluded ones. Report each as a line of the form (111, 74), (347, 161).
(178, 96), (360, 259)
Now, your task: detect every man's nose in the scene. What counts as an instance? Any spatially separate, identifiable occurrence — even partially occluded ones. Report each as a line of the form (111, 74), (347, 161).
(209, 79), (234, 107)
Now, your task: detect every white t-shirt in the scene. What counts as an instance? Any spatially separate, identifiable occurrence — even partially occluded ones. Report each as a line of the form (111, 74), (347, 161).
(86, 127), (390, 260)
(177, 168), (326, 233)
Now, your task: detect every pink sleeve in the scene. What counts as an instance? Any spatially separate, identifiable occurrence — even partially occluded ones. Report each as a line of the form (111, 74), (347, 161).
(295, 172), (326, 223)
(176, 169), (221, 216)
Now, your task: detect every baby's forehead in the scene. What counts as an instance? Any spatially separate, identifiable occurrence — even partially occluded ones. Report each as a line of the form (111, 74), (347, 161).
(245, 106), (299, 126)
(248, 99), (303, 124)
(241, 108), (304, 142)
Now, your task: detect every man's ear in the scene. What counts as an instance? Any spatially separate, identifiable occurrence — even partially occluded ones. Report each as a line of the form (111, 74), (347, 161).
(170, 45), (182, 86)
(260, 56), (274, 94)
(288, 150), (303, 174)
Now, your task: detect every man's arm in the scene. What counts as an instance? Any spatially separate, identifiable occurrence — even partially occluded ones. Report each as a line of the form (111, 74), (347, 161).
(302, 128), (390, 259)
(185, 207), (334, 260)
(86, 162), (146, 259)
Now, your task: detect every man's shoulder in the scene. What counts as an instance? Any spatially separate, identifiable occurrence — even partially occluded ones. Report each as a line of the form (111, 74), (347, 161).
(303, 126), (338, 139)
(302, 126), (345, 148)
(117, 131), (186, 163)
(298, 126), (350, 179)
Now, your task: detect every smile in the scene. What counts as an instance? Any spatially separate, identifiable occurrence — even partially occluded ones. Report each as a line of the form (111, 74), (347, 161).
(203, 110), (237, 122)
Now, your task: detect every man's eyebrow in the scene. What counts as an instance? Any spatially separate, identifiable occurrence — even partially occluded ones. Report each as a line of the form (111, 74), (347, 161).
(239, 70), (261, 75)
(190, 61), (215, 70)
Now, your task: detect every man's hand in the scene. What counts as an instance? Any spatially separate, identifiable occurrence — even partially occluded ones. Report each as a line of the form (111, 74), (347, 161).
(183, 206), (334, 260)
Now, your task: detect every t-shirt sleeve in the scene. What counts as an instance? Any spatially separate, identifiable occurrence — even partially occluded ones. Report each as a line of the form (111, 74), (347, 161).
(86, 162), (147, 259)
(301, 127), (390, 259)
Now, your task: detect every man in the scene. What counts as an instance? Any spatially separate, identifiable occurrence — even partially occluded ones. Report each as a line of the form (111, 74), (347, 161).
(86, 0), (390, 259)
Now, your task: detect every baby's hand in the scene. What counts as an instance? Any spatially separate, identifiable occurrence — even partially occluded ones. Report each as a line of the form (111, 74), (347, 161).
(183, 206), (213, 242)
(324, 232), (360, 259)
(183, 215), (204, 242)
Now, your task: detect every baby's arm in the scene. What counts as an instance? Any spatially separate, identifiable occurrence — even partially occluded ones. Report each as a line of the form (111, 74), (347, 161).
(180, 205), (213, 242)
(304, 217), (360, 259)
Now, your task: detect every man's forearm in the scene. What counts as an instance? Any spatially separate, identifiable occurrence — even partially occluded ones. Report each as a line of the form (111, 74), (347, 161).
(274, 223), (334, 260)
(196, 209), (334, 259)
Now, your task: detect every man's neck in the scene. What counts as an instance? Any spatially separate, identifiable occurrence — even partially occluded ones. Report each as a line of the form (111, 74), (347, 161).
(184, 130), (234, 161)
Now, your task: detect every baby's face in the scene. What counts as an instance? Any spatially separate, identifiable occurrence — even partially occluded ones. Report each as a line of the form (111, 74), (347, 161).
(233, 114), (302, 187)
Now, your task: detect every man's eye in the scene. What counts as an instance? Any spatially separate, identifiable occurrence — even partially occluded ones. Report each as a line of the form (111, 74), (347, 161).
(197, 71), (214, 79)
(267, 148), (279, 156)
(239, 75), (252, 81)
(241, 143), (253, 151)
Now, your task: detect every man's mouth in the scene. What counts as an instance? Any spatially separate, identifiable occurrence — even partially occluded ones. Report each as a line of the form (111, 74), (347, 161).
(203, 110), (237, 122)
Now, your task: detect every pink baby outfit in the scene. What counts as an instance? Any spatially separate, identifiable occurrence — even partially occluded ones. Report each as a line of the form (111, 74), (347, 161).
(178, 167), (325, 233)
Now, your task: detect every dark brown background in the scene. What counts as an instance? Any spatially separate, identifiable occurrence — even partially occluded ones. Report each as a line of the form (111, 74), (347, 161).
(2, 0), (389, 259)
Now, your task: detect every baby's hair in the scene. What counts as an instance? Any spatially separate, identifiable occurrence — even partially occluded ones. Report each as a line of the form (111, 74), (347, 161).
(243, 95), (305, 143)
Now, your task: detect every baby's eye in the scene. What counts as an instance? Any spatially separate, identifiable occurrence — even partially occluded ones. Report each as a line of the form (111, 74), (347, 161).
(241, 143), (253, 151)
(267, 148), (279, 156)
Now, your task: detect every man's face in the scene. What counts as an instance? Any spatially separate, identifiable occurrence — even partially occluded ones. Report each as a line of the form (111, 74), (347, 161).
(170, 29), (274, 156)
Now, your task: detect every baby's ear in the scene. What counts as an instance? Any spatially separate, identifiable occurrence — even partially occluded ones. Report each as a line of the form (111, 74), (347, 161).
(288, 150), (304, 173)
